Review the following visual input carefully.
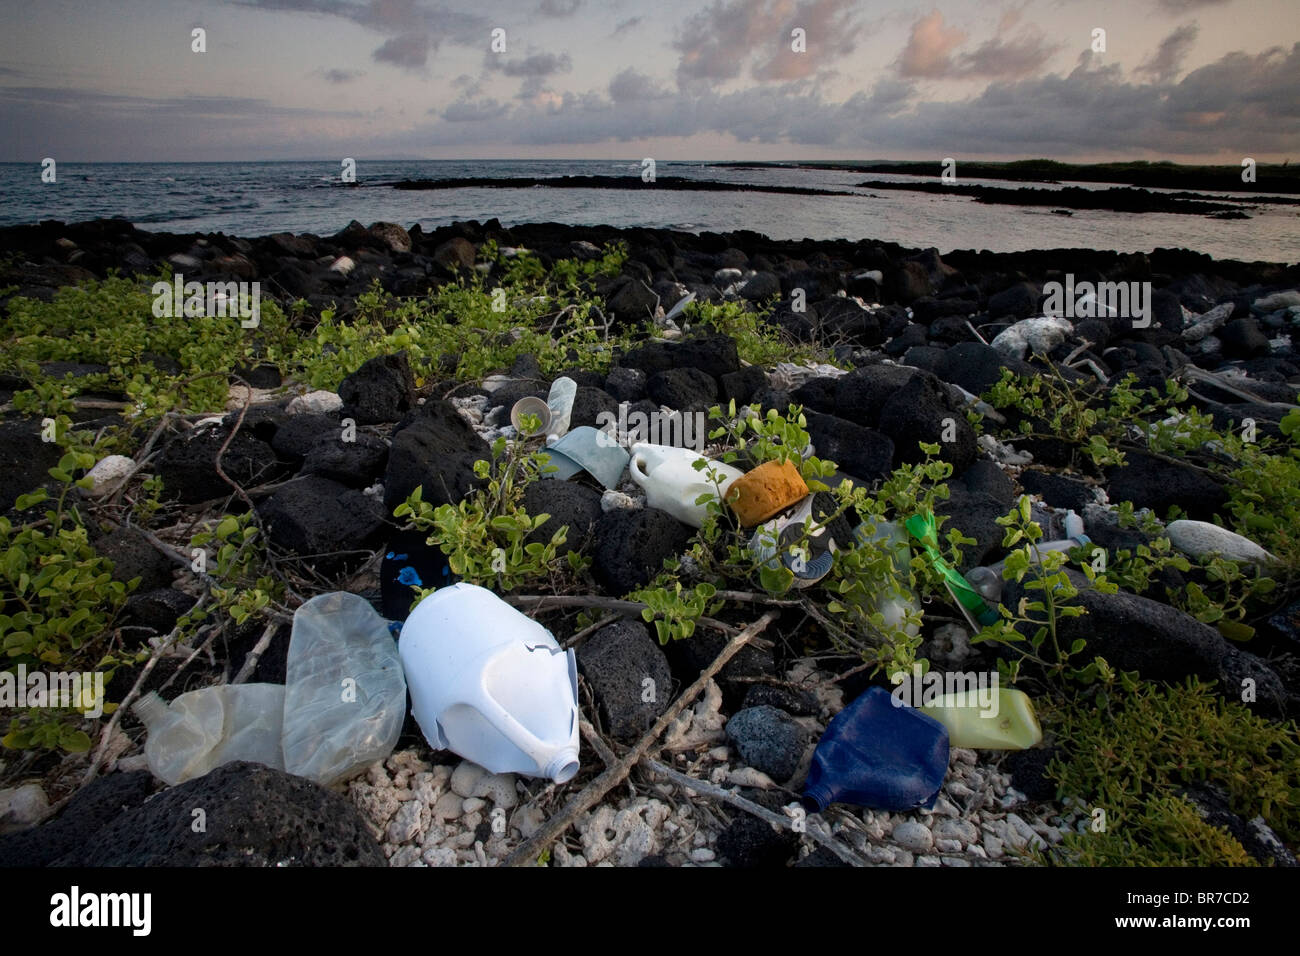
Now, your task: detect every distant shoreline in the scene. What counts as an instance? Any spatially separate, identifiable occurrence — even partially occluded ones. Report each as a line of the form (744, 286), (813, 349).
(390, 175), (855, 197)
(710, 159), (1300, 195)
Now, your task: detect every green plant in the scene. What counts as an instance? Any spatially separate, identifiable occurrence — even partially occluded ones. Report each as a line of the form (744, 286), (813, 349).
(631, 580), (721, 644)
(1, 443), (145, 753)
(971, 496), (1120, 689)
(188, 512), (280, 628)
(394, 435), (584, 597)
(1044, 677), (1300, 865)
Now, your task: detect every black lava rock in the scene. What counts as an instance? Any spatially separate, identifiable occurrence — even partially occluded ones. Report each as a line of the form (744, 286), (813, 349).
(604, 366), (647, 403)
(1003, 747), (1058, 802)
(958, 459), (1017, 508)
(716, 814), (799, 868)
(987, 281), (1039, 320)
(1105, 452), (1228, 521)
(300, 432), (388, 487)
(576, 619), (674, 742)
(384, 399), (489, 511)
(122, 587), (198, 635)
(591, 507), (694, 595)
(935, 485), (1010, 571)
(156, 426), (288, 504)
(258, 475), (386, 572)
(647, 367), (717, 412)
(833, 365), (917, 427)
(804, 411), (895, 482)
(725, 705), (810, 782)
(721, 365), (769, 406)
(742, 683), (819, 717)
(568, 386), (620, 430)
(0, 771), (156, 867)
(52, 762), (386, 866)
(938, 342), (1010, 395)
(1220, 318), (1270, 359)
(0, 418), (62, 511)
(338, 352), (416, 425)
(270, 412), (341, 460)
(879, 371), (977, 474)
(1018, 470), (1094, 512)
(95, 526), (176, 592)
(521, 479), (603, 557)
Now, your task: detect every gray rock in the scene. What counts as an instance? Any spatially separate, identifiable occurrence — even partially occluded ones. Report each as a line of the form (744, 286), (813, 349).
(608, 278), (660, 323)
(725, 705), (810, 783)
(647, 367), (717, 412)
(521, 480), (602, 557)
(0, 418), (62, 511)
(891, 820), (934, 853)
(604, 366), (648, 403)
(739, 271), (780, 301)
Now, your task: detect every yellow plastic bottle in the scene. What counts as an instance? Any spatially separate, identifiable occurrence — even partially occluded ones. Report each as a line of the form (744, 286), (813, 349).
(918, 688), (1042, 750)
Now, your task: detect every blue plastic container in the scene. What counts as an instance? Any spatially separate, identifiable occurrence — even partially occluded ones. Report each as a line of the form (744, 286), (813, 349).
(802, 686), (950, 813)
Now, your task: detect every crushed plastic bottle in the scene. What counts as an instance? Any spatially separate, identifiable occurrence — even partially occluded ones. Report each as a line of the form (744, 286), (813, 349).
(802, 686), (949, 813)
(918, 687), (1043, 750)
(281, 591), (407, 786)
(399, 583), (581, 782)
(133, 684), (286, 786)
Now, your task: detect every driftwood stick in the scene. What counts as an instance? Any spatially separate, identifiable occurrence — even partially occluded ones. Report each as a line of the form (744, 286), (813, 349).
(232, 619), (280, 685)
(641, 757), (868, 868)
(502, 610), (779, 866)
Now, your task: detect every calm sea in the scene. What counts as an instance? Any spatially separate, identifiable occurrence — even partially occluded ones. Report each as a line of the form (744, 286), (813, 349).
(1, 160), (1296, 262)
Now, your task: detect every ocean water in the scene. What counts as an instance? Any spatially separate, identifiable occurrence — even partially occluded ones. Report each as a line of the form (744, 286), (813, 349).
(1, 160), (1296, 263)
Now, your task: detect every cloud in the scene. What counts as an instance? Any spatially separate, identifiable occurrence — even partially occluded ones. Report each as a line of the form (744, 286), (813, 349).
(489, 51), (573, 78)
(233, 0), (488, 72)
(953, 29), (1058, 79)
(612, 16), (642, 36)
(673, 0), (863, 87)
(538, 0), (581, 16)
(1156, 0), (1231, 9)
(897, 10), (967, 78)
(373, 32), (430, 68)
(444, 97), (509, 121)
(321, 68), (362, 83)
(1137, 23), (1199, 82)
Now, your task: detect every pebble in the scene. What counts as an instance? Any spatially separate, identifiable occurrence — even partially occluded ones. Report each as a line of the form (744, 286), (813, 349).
(916, 854), (942, 867)
(933, 817), (980, 845)
(983, 832), (1005, 859)
(462, 797), (486, 815)
(935, 838), (963, 854)
(0, 784), (48, 832)
(892, 821), (934, 853)
(690, 848), (715, 863)
(84, 455), (135, 496)
(449, 760), (486, 798)
(286, 390), (342, 415)
(432, 791), (463, 822)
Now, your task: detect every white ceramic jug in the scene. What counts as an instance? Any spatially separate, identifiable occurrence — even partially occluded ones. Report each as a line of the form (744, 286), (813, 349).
(399, 583), (581, 783)
(627, 442), (745, 528)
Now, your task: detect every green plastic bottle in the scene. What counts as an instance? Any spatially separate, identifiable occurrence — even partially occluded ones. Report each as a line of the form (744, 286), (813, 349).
(918, 687), (1042, 750)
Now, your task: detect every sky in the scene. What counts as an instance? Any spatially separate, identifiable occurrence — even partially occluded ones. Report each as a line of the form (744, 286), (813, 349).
(0, 0), (1297, 162)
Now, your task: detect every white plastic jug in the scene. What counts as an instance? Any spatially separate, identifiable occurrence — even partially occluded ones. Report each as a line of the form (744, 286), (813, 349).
(628, 442), (745, 528)
(133, 684), (286, 786)
(399, 583), (581, 783)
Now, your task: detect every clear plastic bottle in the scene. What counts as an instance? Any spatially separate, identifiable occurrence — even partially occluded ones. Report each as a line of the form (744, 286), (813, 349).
(281, 591), (407, 786)
(133, 684), (286, 786)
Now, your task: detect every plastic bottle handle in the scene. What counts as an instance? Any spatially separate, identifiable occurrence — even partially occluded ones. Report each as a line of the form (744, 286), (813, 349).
(628, 454), (648, 484)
